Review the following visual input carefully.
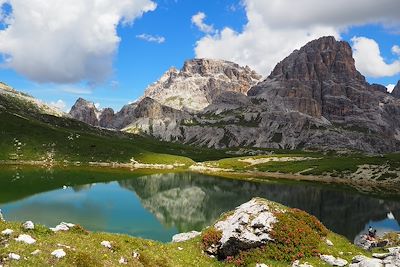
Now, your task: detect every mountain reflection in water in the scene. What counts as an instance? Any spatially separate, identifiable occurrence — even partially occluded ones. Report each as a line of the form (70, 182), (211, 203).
(119, 172), (400, 241)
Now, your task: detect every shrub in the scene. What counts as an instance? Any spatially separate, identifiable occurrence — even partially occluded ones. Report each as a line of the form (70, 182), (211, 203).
(201, 227), (222, 249)
(223, 208), (328, 265)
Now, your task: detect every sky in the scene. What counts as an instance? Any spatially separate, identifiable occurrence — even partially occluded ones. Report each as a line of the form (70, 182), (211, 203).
(0, 0), (399, 112)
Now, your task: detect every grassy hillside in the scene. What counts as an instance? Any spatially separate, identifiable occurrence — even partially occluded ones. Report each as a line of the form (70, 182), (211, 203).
(0, 201), (370, 267)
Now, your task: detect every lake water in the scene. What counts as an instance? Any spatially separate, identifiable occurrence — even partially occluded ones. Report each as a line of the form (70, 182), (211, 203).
(0, 167), (400, 243)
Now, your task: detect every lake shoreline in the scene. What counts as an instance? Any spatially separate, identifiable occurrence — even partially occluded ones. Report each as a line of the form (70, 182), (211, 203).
(1, 159), (400, 195)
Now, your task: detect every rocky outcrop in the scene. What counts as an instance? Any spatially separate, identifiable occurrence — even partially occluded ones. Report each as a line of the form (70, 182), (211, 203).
(142, 59), (261, 111)
(392, 81), (400, 98)
(212, 199), (277, 257)
(69, 98), (100, 126)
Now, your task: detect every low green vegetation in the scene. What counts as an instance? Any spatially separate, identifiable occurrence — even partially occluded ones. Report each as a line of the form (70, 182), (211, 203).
(0, 202), (371, 267)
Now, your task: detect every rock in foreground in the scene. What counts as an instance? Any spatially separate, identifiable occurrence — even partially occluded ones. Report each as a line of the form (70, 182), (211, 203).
(202, 198), (328, 261)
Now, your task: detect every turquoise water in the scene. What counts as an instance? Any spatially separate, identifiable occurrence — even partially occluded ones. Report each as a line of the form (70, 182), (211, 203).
(1, 170), (400, 242)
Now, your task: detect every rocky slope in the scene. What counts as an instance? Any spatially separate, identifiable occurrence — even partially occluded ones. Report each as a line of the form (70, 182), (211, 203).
(142, 59), (262, 111)
(70, 36), (400, 153)
(0, 82), (64, 118)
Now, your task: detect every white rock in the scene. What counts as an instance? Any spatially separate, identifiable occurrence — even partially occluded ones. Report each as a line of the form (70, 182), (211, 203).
(172, 231), (201, 242)
(119, 257), (127, 265)
(326, 239), (334, 246)
(101, 240), (112, 249)
(178, 247), (183, 251)
(50, 222), (75, 232)
(15, 234), (36, 244)
(22, 221), (34, 230)
(292, 260), (314, 267)
(51, 249), (66, 259)
(320, 254), (348, 266)
(31, 249), (41, 255)
(1, 229), (14, 235)
(0, 209), (4, 221)
(214, 199), (276, 255)
(132, 251), (140, 259)
(8, 253), (21, 260)
(62, 185), (68, 190)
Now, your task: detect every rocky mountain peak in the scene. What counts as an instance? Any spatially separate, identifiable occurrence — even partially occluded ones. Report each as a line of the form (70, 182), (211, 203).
(69, 98), (100, 126)
(392, 81), (400, 98)
(143, 58), (262, 111)
(269, 36), (365, 83)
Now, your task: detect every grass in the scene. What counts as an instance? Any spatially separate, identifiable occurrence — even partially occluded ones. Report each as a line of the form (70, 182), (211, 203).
(0, 201), (372, 267)
(0, 220), (224, 267)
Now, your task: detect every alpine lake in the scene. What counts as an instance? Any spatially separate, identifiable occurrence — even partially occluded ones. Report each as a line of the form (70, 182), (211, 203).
(1, 165), (399, 244)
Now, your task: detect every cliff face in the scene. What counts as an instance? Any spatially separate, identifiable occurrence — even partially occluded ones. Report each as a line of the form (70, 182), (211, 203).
(70, 37), (400, 153)
(142, 59), (262, 111)
(69, 98), (100, 126)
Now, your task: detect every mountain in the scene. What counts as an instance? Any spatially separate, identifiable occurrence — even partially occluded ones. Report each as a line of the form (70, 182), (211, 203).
(0, 82), (64, 118)
(392, 81), (400, 98)
(70, 36), (400, 153)
(142, 58), (262, 111)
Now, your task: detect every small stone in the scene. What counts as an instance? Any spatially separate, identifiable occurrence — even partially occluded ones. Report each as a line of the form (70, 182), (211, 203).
(22, 221), (34, 230)
(372, 252), (392, 259)
(326, 239), (334, 246)
(178, 247), (183, 251)
(119, 257), (127, 265)
(31, 249), (41, 255)
(1, 229), (14, 235)
(8, 253), (21, 260)
(62, 185), (68, 190)
(172, 231), (201, 242)
(15, 234), (36, 244)
(132, 251), (140, 259)
(101, 241), (112, 249)
(320, 254), (348, 266)
(51, 249), (66, 259)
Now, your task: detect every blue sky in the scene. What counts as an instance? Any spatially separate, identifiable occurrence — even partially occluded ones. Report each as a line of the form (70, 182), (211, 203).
(0, 0), (399, 112)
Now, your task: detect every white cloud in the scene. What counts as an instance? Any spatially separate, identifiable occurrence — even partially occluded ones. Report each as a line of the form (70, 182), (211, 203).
(352, 37), (400, 78)
(136, 33), (165, 44)
(387, 84), (396, 93)
(49, 99), (67, 112)
(194, 0), (400, 77)
(191, 12), (215, 34)
(0, 0), (156, 84)
(392, 45), (400, 56)
(61, 86), (92, 95)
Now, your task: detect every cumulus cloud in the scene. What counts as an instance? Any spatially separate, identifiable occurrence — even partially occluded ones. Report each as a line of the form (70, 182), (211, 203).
(191, 12), (215, 34)
(136, 33), (165, 43)
(49, 99), (67, 112)
(0, 0), (156, 84)
(392, 45), (400, 56)
(194, 0), (400, 76)
(352, 37), (400, 78)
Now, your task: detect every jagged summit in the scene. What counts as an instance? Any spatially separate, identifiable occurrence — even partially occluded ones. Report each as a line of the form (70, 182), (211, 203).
(143, 58), (261, 111)
(268, 36), (365, 83)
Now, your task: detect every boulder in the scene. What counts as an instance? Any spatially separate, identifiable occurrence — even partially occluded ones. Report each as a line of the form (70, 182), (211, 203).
(172, 231), (201, 243)
(213, 198), (277, 258)
(15, 234), (36, 244)
(1, 229), (14, 236)
(22, 221), (34, 230)
(51, 249), (66, 259)
(320, 254), (348, 266)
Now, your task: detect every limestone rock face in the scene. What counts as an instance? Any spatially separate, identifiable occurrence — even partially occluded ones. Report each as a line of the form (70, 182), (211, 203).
(392, 81), (400, 98)
(68, 37), (400, 153)
(99, 108), (115, 128)
(69, 98), (100, 126)
(142, 58), (261, 111)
